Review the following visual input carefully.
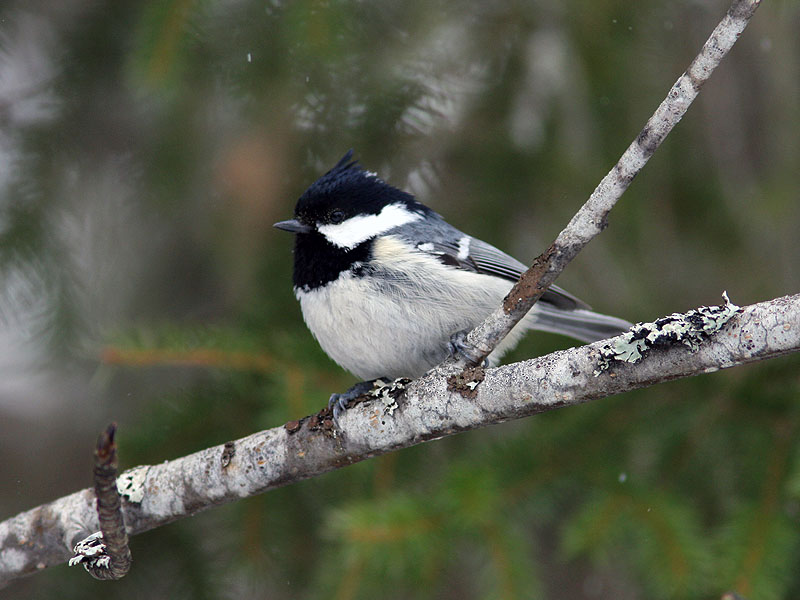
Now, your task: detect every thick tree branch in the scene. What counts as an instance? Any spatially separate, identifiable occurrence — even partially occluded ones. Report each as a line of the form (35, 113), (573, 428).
(1, 293), (798, 587)
(447, 0), (762, 370)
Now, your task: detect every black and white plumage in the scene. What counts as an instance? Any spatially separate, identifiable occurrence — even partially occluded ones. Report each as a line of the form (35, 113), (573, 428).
(275, 151), (630, 382)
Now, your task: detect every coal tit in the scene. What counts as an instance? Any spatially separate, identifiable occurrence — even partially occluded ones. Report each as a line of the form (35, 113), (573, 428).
(275, 151), (630, 413)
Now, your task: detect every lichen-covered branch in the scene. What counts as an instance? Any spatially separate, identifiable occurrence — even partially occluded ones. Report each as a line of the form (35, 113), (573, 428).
(447, 0), (762, 369)
(1, 292), (798, 587)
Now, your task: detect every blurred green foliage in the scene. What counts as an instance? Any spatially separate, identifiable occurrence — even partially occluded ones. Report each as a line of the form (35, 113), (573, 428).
(1, 0), (799, 598)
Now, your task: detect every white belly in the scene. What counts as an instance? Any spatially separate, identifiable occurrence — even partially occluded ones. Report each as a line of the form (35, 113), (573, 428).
(295, 236), (529, 380)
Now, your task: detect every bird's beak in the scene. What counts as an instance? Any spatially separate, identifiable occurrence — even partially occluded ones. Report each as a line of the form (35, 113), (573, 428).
(273, 219), (313, 234)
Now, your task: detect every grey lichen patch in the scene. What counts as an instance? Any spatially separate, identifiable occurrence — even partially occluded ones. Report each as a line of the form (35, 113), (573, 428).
(370, 378), (409, 418)
(116, 465), (149, 503)
(369, 378), (409, 399)
(384, 400), (399, 417)
(595, 292), (741, 374)
(447, 365), (486, 399)
(68, 532), (108, 570)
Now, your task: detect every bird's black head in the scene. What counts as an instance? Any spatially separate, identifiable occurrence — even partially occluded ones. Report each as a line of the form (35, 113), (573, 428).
(275, 151), (431, 290)
(293, 150), (424, 227)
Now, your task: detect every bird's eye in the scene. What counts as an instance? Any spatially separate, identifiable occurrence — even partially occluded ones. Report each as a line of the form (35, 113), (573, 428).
(330, 210), (345, 224)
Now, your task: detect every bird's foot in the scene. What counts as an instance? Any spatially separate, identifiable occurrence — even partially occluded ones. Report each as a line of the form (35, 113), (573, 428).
(328, 379), (380, 425)
(448, 329), (488, 367)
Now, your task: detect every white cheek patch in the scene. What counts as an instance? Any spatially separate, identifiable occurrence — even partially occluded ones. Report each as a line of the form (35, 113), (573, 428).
(318, 203), (423, 249)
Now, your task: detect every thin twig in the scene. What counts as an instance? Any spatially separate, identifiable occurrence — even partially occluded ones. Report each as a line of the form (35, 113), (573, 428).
(446, 0), (762, 370)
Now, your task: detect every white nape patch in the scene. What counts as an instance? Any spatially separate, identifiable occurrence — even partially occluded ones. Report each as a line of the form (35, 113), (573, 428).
(417, 242), (434, 253)
(457, 236), (471, 260)
(318, 203), (422, 250)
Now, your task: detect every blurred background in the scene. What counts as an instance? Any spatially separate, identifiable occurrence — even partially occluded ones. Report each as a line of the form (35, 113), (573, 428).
(1, 0), (799, 598)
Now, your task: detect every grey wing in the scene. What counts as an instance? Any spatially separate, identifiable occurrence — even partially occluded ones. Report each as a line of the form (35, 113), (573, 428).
(398, 217), (590, 311)
(467, 237), (591, 311)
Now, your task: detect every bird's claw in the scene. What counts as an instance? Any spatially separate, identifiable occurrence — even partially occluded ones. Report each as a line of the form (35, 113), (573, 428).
(328, 380), (377, 425)
(328, 393), (349, 424)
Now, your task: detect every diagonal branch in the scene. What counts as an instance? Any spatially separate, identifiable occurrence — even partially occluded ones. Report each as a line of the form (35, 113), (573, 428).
(445, 0), (762, 371)
(1, 292), (799, 587)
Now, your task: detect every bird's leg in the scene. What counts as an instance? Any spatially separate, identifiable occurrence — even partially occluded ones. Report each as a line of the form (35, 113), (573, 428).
(448, 329), (489, 367)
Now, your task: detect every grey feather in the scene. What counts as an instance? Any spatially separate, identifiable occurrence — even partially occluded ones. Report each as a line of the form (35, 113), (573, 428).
(396, 214), (591, 311)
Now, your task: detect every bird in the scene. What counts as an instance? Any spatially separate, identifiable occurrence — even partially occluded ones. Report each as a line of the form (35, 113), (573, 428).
(275, 150), (630, 418)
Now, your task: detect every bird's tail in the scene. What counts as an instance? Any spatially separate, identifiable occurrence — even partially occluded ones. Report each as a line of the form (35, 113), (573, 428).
(527, 303), (632, 343)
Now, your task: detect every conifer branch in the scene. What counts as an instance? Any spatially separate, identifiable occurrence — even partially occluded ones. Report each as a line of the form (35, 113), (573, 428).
(1, 292), (798, 587)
